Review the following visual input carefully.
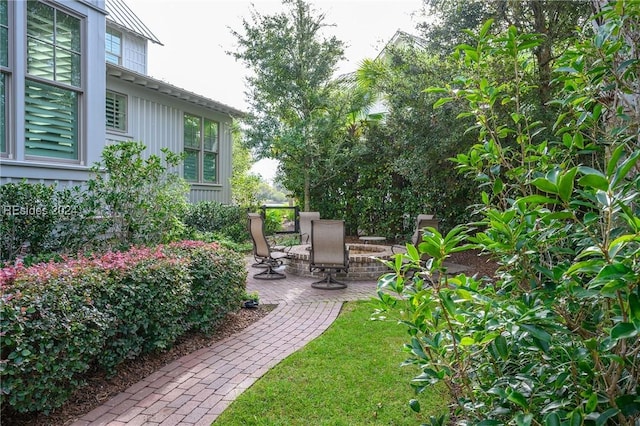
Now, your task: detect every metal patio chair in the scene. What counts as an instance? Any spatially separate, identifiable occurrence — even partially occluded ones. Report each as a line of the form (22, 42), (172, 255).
(248, 214), (289, 280)
(392, 214), (440, 255)
(309, 219), (349, 289)
(298, 211), (320, 244)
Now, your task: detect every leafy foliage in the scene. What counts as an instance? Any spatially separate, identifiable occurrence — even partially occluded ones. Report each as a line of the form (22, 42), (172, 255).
(183, 201), (250, 243)
(230, 124), (261, 208)
(0, 241), (246, 414)
(87, 141), (190, 249)
(168, 241), (247, 334)
(229, 0), (346, 211)
(305, 42), (481, 237)
(377, 3), (640, 425)
(1, 182), (60, 261)
(1, 142), (191, 262)
(0, 182), (101, 263)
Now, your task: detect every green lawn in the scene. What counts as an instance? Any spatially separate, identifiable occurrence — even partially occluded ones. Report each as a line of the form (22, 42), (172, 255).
(213, 301), (449, 425)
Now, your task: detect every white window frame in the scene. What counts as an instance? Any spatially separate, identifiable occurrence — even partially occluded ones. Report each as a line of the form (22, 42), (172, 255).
(24, 0), (83, 162)
(106, 90), (127, 132)
(183, 113), (219, 184)
(105, 27), (122, 65)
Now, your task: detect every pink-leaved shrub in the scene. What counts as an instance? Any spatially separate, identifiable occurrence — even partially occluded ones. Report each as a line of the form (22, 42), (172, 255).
(0, 241), (246, 414)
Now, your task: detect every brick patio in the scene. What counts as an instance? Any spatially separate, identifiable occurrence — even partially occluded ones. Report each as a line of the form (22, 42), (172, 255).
(71, 256), (380, 425)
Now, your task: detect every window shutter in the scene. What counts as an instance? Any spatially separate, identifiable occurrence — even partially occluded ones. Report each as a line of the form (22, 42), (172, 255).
(25, 80), (78, 159)
(106, 91), (126, 131)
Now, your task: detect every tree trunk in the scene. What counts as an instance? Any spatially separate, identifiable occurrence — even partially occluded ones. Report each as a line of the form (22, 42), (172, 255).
(530, 1), (552, 105)
(303, 164), (311, 212)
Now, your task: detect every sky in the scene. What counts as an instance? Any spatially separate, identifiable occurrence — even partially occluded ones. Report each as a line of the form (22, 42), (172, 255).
(126, 0), (427, 181)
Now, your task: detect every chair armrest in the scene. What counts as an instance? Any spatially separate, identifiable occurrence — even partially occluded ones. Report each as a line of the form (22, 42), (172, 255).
(391, 244), (408, 255)
(266, 235), (292, 253)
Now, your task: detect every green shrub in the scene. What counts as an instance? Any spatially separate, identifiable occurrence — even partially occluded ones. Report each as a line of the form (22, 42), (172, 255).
(183, 201), (249, 243)
(89, 248), (192, 372)
(86, 141), (190, 249)
(0, 241), (246, 414)
(1, 182), (57, 261)
(190, 231), (253, 252)
(1, 142), (191, 262)
(0, 264), (114, 413)
(167, 241), (247, 334)
(378, 7), (640, 425)
(0, 182), (101, 264)
(263, 208), (286, 235)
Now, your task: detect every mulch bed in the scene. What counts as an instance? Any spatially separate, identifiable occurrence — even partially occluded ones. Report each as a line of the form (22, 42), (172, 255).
(2, 305), (276, 426)
(447, 248), (498, 278)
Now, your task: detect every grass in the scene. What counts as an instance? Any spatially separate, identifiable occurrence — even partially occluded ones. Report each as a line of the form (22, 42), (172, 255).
(213, 301), (450, 425)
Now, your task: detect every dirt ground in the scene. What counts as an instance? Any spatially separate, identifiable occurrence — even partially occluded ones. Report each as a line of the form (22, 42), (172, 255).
(3, 248), (497, 426)
(3, 306), (276, 426)
(446, 247), (499, 278)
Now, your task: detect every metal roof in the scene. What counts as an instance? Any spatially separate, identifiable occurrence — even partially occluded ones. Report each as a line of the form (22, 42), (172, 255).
(105, 0), (163, 45)
(107, 63), (246, 118)
(376, 30), (428, 60)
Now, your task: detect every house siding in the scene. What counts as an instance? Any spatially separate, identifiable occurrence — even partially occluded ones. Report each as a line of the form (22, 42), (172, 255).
(1, 0), (107, 181)
(2, 0), (240, 206)
(0, 162), (91, 189)
(107, 77), (233, 204)
(122, 33), (146, 74)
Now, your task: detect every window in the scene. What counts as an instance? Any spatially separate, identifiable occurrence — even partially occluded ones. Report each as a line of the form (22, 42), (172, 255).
(25, 1), (81, 160)
(1, 0), (9, 154)
(105, 27), (122, 65)
(106, 90), (127, 131)
(183, 114), (219, 183)
(26, 1), (80, 86)
(1, 74), (7, 154)
(25, 80), (78, 159)
(0, 0), (7, 67)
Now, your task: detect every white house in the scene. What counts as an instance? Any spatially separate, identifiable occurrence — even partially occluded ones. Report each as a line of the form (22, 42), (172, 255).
(0, 0), (244, 203)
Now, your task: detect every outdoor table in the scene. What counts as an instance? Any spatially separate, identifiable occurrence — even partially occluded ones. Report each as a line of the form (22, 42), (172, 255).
(358, 236), (387, 244)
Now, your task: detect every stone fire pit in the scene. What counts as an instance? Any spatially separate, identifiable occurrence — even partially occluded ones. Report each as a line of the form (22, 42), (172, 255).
(286, 244), (394, 281)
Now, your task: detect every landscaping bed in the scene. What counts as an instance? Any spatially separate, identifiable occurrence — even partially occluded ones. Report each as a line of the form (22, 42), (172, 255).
(3, 304), (275, 426)
(0, 241), (248, 418)
(2, 244), (498, 425)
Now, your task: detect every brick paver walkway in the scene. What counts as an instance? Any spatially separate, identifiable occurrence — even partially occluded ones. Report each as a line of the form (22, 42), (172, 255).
(71, 257), (379, 425)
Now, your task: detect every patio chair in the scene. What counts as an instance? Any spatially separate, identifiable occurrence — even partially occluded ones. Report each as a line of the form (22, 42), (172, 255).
(392, 214), (468, 277)
(392, 214), (440, 255)
(247, 213), (268, 268)
(248, 212), (292, 267)
(248, 214), (289, 280)
(309, 219), (349, 289)
(298, 211), (320, 244)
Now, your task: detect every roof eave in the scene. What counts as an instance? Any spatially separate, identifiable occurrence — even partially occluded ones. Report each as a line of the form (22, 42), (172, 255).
(106, 63), (246, 118)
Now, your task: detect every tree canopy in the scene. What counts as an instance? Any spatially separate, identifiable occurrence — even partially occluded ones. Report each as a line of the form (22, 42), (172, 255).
(229, 0), (345, 211)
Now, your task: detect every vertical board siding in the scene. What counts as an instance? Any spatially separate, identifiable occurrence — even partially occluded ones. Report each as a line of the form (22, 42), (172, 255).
(129, 97), (181, 156)
(190, 187), (225, 203)
(0, 176), (85, 189)
(127, 93), (232, 204)
(123, 33), (147, 74)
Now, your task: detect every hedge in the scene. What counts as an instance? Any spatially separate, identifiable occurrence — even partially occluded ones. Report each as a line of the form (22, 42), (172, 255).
(0, 241), (247, 414)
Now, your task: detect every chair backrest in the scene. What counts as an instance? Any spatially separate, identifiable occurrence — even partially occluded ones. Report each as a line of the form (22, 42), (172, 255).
(310, 219), (347, 267)
(411, 214), (439, 246)
(248, 214), (270, 258)
(299, 211), (320, 244)
(247, 212), (260, 232)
